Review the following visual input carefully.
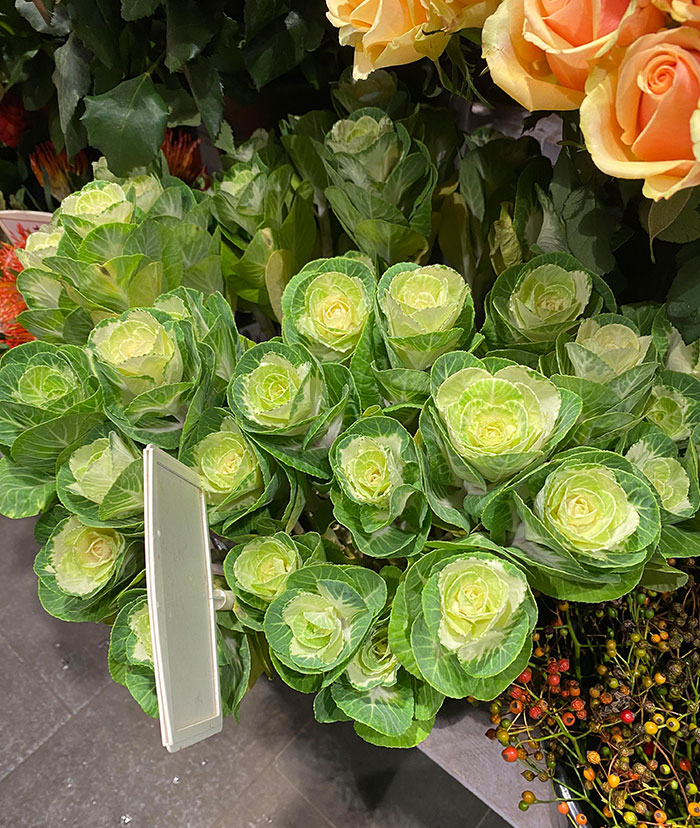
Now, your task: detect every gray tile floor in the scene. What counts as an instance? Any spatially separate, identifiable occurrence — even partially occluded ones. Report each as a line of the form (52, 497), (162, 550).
(0, 515), (509, 828)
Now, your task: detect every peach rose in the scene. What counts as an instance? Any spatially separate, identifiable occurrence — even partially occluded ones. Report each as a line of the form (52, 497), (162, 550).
(327, 0), (500, 79)
(483, 0), (665, 111)
(580, 27), (700, 200)
(653, 0), (700, 23)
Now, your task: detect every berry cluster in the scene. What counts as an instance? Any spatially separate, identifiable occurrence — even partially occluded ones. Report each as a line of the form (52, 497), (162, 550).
(484, 568), (700, 827)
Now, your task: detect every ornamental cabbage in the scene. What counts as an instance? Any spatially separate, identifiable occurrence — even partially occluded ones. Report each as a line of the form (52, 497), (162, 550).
(431, 353), (572, 484)
(320, 107), (437, 263)
(224, 532), (325, 630)
(626, 429), (695, 519)
(194, 418), (263, 507)
(67, 432), (140, 506)
(345, 623), (399, 690)
(482, 448), (661, 602)
(483, 253), (615, 350)
(376, 263), (474, 371)
(16, 228), (64, 270)
(228, 341), (359, 477)
(535, 464), (640, 554)
(0, 341), (103, 520)
(264, 563), (386, 682)
(60, 181), (134, 236)
(282, 257), (375, 362)
(88, 307), (203, 449)
(330, 415), (430, 558)
(666, 327), (700, 379)
(565, 316), (652, 383)
(388, 544), (537, 701)
(45, 516), (125, 598)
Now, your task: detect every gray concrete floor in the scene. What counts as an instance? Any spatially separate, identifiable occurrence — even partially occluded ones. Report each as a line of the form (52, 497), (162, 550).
(0, 515), (510, 828)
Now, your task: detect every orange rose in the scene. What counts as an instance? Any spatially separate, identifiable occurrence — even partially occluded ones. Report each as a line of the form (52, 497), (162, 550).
(653, 0), (700, 23)
(327, 0), (500, 79)
(580, 27), (700, 200)
(483, 0), (664, 111)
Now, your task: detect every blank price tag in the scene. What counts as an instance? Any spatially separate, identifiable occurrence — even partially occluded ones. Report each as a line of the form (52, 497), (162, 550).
(144, 445), (222, 752)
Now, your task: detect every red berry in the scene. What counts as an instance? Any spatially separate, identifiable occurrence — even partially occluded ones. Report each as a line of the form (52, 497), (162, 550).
(679, 758), (692, 772)
(548, 673), (561, 686)
(620, 710), (635, 724)
(643, 742), (654, 757)
(558, 659), (570, 672)
(510, 686), (522, 699)
(502, 746), (518, 762)
(572, 699), (585, 711)
(547, 661), (559, 674)
(518, 668), (532, 684)
(529, 706), (542, 720)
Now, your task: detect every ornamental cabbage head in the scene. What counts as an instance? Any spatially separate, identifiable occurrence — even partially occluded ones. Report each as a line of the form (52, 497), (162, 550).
(67, 432), (140, 506)
(325, 114), (401, 184)
(92, 156), (163, 212)
(666, 327), (700, 379)
(483, 253), (615, 350)
(194, 418), (263, 508)
(128, 602), (154, 665)
(535, 464), (640, 554)
(436, 557), (526, 657)
(377, 263), (474, 371)
(283, 591), (347, 665)
(434, 358), (563, 483)
(345, 623), (399, 690)
(89, 309), (183, 401)
(506, 264), (591, 342)
(566, 317), (651, 383)
(337, 434), (404, 506)
(645, 385), (691, 442)
(60, 181), (134, 235)
(282, 257), (375, 361)
(16, 228), (64, 271)
(230, 343), (323, 435)
(626, 441), (692, 516)
(233, 536), (303, 602)
(47, 516), (125, 598)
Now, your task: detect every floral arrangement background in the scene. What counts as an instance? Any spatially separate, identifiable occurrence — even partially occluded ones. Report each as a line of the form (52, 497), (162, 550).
(3, 1), (700, 825)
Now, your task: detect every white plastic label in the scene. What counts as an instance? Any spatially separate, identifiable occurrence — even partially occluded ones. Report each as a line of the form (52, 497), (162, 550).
(143, 445), (222, 752)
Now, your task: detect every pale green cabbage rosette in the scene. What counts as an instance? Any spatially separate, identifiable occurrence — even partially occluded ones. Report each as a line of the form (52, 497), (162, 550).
(0, 341), (104, 519)
(177, 407), (279, 535)
(108, 588), (254, 720)
(329, 414), (431, 559)
(263, 562), (387, 698)
(418, 351), (581, 530)
(482, 252), (616, 354)
(212, 150), (317, 315)
(320, 107), (437, 263)
(551, 313), (658, 450)
(376, 263), (475, 371)
(33, 515), (142, 623)
(227, 340), (359, 479)
(643, 370), (700, 445)
(315, 610), (447, 748)
(152, 286), (243, 393)
(87, 307), (206, 450)
(55, 426), (144, 529)
(59, 180), (135, 237)
(108, 594), (159, 717)
(223, 531), (325, 630)
(387, 538), (536, 705)
(483, 448), (661, 602)
(92, 156), (164, 213)
(281, 256), (376, 362)
(16, 227), (64, 271)
(17, 178), (223, 344)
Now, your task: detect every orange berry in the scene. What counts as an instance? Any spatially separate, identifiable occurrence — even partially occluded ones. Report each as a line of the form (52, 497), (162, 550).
(576, 815), (588, 826)
(558, 802), (570, 815)
(583, 767), (596, 781)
